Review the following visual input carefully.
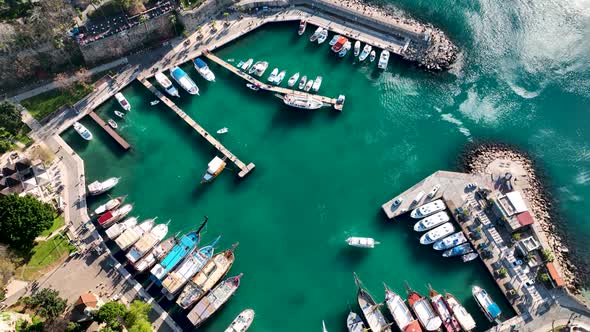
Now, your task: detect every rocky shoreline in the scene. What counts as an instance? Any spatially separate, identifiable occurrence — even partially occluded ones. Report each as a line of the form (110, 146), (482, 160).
(458, 142), (586, 294)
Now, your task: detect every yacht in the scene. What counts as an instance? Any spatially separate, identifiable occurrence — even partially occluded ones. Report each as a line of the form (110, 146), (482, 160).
(359, 44), (372, 62)
(472, 286), (501, 322)
(369, 50), (376, 62)
(419, 223), (455, 245)
(249, 61), (268, 77)
(331, 36), (348, 52)
(339, 41), (352, 57)
(87, 177), (119, 196)
(267, 68), (279, 83)
(274, 70), (286, 85)
(170, 66), (199, 95)
(378, 50), (390, 69)
(298, 20), (306, 35)
(353, 41), (361, 57)
(317, 29), (328, 44)
(442, 243), (474, 257)
(411, 199), (446, 219)
(304, 79), (314, 92)
(241, 58), (253, 71)
(346, 237), (379, 248)
(115, 92), (131, 111)
(287, 72), (300, 87)
(329, 34), (341, 46)
(193, 58), (215, 82)
(309, 27), (323, 42)
(433, 232), (467, 250)
(73, 122), (93, 141)
(312, 76), (322, 92)
(282, 94), (324, 110)
(155, 72), (179, 97)
(413, 211), (450, 232)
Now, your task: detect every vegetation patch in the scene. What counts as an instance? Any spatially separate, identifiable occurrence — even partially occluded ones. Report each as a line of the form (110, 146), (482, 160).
(38, 216), (65, 238)
(20, 83), (93, 121)
(16, 235), (75, 280)
(180, 0), (205, 11)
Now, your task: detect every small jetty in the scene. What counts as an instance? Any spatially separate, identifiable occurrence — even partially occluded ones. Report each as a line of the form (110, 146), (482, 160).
(88, 111), (131, 150)
(138, 79), (255, 178)
(203, 52), (343, 111)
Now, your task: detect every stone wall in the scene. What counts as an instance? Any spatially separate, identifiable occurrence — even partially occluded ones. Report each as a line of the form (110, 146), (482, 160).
(177, 0), (235, 31)
(80, 13), (175, 65)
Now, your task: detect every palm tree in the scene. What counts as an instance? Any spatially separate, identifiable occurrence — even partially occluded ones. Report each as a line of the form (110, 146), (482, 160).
(169, 13), (178, 36)
(139, 14), (149, 34)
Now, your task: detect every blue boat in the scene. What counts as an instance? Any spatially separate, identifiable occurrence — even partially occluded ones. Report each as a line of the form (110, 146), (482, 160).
(150, 218), (208, 282)
(169, 66), (199, 95)
(472, 286), (501, 322)
(442, 243), (473, 257)
(193, 58), (215, 82)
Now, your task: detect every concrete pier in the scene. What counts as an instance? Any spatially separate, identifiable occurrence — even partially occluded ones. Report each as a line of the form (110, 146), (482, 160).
(138, 79), (255, 178)
(87, 111), (131, 150)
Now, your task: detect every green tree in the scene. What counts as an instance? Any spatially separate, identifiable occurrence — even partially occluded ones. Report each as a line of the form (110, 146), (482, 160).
(541, 249), (554, 262)
(0, 194), (55, 250)
(497, 267), (508, 278)
(23, 288), (67, 321)
(128, 319), (151, 332)
(124, 301), (150, 327)
(512, 232), (521, 241)
(65, 322), (83, 332)
(139, 14), (149, 34)
(0, 101), (24, 136)
(95, 301), (127, 330)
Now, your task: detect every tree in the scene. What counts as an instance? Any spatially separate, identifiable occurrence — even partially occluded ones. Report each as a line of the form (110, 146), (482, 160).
(124, 301), (150, 327)
(541, 249), (554, 262)
(139, 14), (149, 34)
(497, 267), (508, 278)
(95, 301), (127, 330)
(0, 101), (24, 136)
(75, 68), (91, 85)
(23, 288), (67, 321)
(55, 72), (74, 92)
(0, 194), (55, 250)
(512, 232), (521, 241)
(128, 319), (151, 332)
(169, 14), (178, 35)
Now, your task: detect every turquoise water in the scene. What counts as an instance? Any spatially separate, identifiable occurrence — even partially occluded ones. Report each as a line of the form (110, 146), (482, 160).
(61, 0), (590, 330)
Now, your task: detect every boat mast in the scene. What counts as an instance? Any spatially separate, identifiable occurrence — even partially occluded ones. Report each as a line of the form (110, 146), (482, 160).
(196, 216), (209, 234)
(230, 242), (239, 252)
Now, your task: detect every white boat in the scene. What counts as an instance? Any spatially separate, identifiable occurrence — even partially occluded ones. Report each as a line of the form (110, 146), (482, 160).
(225, 309), (255, 332)
(282, 94), (324, 110)
(317, 29), (328, 44)
(445, 293), (476, 331)
(304, 80), (314, 92)
(150, 100), (160, 106)
(442, 243), (473, 257)
(378, 50), (390, 69)
(114, 218), (156, 250)
(339, 41), (352, 57)
(369, 50), (376, 62)
(246, 83), (260, 91)
(94, 196), (125, 215)
(329, 34), (341, 46)
(274, 70), (286, 85)
(419, 222), (455, 245)
(250, 61), (268, 77)
(384, 284), (421, 332)
(312, 76), (322, 92)
(298, 20), (306, 36)
(87, 177), (119, 196)
(114, 111), (125, 118)
(322, 320), (328, 332)
(217, 127), (228, 134)
(353, 41), (361, 57)
(97, 204), (132, 228)
(354, 274), (392, 332)
(412, 191), (425, 205)
(298, 76), (307, 90)
(472, 286), (501, 322)
(193, 58), (215, 82)
(187, 274), (243, 327)
(309, 27), (323, 42)
(73, 122), (93, 141)
(462, 253), (479, 262)
(359, 44), (372, 62)
(105, 217), (137, 240)
(433, 231), (467, 250)
(429, 286), (461, 332)
(237, 60), (244, 68)
(241, 58), (253, 71)
(170, 67), (199, 95)
(410, 199), (446, 219)
(201, 156), (227, 183)
(155, 72), (180, 97)
(134, 237), (176, 272)
(428, 185), (441, 198)
(287, 72), (300, 87)
(407, 286), (442, 332)
(346, 237), (379, 248)
(126, 222), (168, 263)
(107, 119), (117, 129)
(115, 92), (131, 111)
(413, 211), (450, 232)
(346, 312), (366, 332)
(267, 68), (279, 82)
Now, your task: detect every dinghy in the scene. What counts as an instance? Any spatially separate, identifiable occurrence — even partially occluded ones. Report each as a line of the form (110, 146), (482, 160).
(114, 111), (125, 118)
(150, 100), (160, 106)
(107, 119), (118, 129)
(217, 127), (228, 134)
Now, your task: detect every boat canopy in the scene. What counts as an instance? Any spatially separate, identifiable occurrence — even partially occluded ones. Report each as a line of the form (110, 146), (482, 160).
(487, 303), (501, 319)
(194, 58), (207, 68)
(207, 157), (225, 173)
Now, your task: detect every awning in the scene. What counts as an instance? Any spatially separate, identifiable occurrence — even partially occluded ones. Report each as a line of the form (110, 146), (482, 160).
(506, 191), (528, 213)
(546, 262), (565, 287)
(516, 211), (534, 226)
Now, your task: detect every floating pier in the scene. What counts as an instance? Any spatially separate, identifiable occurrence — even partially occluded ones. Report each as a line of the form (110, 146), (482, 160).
(88, 111), (131, 150)
(138, 79), (255, 178)
(203, 52), (344, 111)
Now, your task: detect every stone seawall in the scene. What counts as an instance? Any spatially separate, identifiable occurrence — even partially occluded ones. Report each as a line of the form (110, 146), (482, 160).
(177, 0), (235, 29)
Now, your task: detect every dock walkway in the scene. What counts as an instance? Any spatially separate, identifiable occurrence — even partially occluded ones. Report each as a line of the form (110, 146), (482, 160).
(139, 79), (255, 178)
(88, 111), (131, 150)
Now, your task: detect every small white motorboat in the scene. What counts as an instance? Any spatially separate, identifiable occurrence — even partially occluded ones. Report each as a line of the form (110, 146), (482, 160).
(241, 58), (253, 71)
(309, 27), (323, 42)
(246, 83), (260, 91)
(378, 50), (390, 70)
(287, 72), (300, 87)
(108, 119), (118, 129)
(298, 76), (307, 90)
(359, 44), (372, 62)
(114, 111), (125, 118)
(338, 41), (351, 57)
(369, 50), (376, 62)
(73, 122), (93, 141)
(428, 184), (441, 198)
(312, 76), (322, 92)
(317, 29), (328, 44)
(217, 127), (228, 134)
(150, 100), (160, 106)
(267, 68), (279, 82)
(329, 34), (341, 46)
(353, 41), (361, 57)
(225, 309), (255, 332)
(346, 237), (380, 248)
(115, 92), (131, 111)
(304, 79), (314, 92)
(274, 70), (286, 85)
(298, 20), (307, 36)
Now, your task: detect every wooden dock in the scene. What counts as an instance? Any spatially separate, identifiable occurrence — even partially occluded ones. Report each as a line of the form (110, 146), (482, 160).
(203, 52), (344, 111)
(88, 111), (131, 150)
(138, 79), (255, 178)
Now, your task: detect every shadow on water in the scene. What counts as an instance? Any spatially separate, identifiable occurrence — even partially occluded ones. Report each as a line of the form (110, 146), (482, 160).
(269, 104), (316, 130)
(336, 246), (372, 269)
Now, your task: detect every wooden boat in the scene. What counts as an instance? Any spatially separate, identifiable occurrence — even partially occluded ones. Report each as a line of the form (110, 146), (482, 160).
(384, 283), (422, 332)
(134, 237), (176, 272)
(126, 221), (169, 263)
(406, 283), (441, 331)
(201, 156), (227, 183)
(428, 285), (460, 332)
(346, 311), (366, 332)
(114, 218), (155, 250)
(353, 273), (392, 332)
(94, 196), (126, 215)
(105, 216), (137, 240)
(444, 292), (476, 331)
(88, 177), (119, 196)
(225, 309), (254, 332)
(187, 273), (243, 327)
(176, 243), (238, 309)
(346, 237), (380, 248)
(97, 203), (132, 228)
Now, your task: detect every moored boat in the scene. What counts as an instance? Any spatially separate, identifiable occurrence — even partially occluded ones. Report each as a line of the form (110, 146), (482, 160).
(339, 41), (352, 57)
(369, 50), (376, 62)
(298, 76), (307, 90)
(322, 320), (328, 332)
(155, 72), (179, 97)
(150, 100), (159, 106)
(114, 111), (125, 118)
(94, 196), (126, 215)
(317, 29), (328, 44)
(429, 285), (460, 332)
(126, 221), (169, 263)
(304, 79), (314, 92)
(420, 223), (455, 245)
(444, 292), (476, 331)
(115, 92), (131, 111)
(97, 203), (132, 228)
(346, 237), (379, 248)
(346, 311), (366, 332)
(384, 283), (422, 332)
(241, 59), (253, 71)
(442, 243), (473, 257)
(282, 94), (324, 110)
(134, 237), (176, 272)
(193, 57), (215, 82)
(250, 61), (268, 77)
(201, 156), (227, 183)
(246, 83), (260, 91)
(433, 232), (467, 250)
(309, 27), (323, 42)
(274, 70), (286, 85)
(107, 119), (118, 129)
(359, 44), (372, 62)
(298, 20), (307, 36)
(413, 211), (450, 232)
(329, 34), (341, 46)
(462, 253), (479, 262)
(331, 36), (348, 52)
(354, 41), (361, 57)
(411, 199), (446, 219)
(88, 177), (119, 196)
(406, 283), (442, 331)
(287, 72), (300, 87)
(187, 273), (243, 327)
(428, 184), (441, 198)
(225, 309), (254, 332)
(267, 68), (279, 83)
(170, 66), (199, 95)
(105, 217), (137, 240)
(353, 273), (392, 332)
(472, 286), (501, 322)
(114, 217), (155, 250)
(73, 122), (93, 141)
(378, 50), (390, 69)
(312, 76), (322, 92)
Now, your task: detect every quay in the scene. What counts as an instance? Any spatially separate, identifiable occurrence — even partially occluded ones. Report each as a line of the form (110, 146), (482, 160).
(138, 78), (255, 178)
(88, 111), (131, 150)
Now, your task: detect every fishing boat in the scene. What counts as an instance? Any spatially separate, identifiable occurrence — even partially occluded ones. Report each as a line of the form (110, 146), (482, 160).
(155, 72), (180, 97)
(339, 41), (352, 57)
(94, 196), (125, 215)
(193, 58), (216, 82)
(406, 283), (442, 331)
(161, 235), (221, 299)
(201, 156), (227, 183)
(312, 76), (322, 92)
(378, 50), (390, 69)
(87, 177), (119, 196)
(282, 94), (324, 110)
(428, 184), (441, 198)
(444, 292), (476, 331)
(384, 283), (422, 332)
(170, 66), (199, 95)
(304, 79), (314, 92)
(442, 243), (473, 257)
(298, 76), (307, 90)
(413, 211), (450, 232)
(472, 286), (501, 322)
(134, 237), (176, 272)
(250, 61), (268, 77)
(331, 36), (348, 52)
(176, 243), (238, 309)
(246, 83), (260, 91)
(267, 68), (279, 82)
(433, 232), (467, 251)
(419, 223), (455, 245)
(274, 70), (286, 85)
(225, 309), (254, 332)
(107, 119), (118, 129)
(359, 44), (372, 62)
(97, 204), (133, 228)
(329, 34), (341, 46)
(429, 285), (460, 332)
(346, 312), (366, 332)
(411, 199), (446, 219)
(322, 320), (328, 332)
(126, 221), (169, 263)
(187, 274), (243, 327)
(462, 253), (479, 262)
(105, 217), (138, 240)
(115, 92), (131, 111)
(241, 59), (253, 71)
(114, 217), (155, 250)
(150, 100), (159, 106)
(309, 27), (323, 42)
(217, 127), (228, 134)
(346, 237), (380, 248)
(287, 73), (300, 87)
(114, 111), (125, 118)
(354, 41), (361, 57)
(150, 218), (207, 282)
(73, 122), (93, 141)
(353, 273), (392, 332)
(317, 29), (328, 44)
(298, 20), (307, 35)
(369, 50), (376, 62)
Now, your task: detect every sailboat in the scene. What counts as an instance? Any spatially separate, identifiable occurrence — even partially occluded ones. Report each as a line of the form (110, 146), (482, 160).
(225, 309), (255, 332)
(353, 273), (392, 332)
(429, 285), (461, 332)
(346, 311), (366, 332)
(406, 282), (441, 331)
(384, 283), (422, 332)
(134, 237), (177, 272)
(94, 196), (126, 215)
(187, 274), (244, 327)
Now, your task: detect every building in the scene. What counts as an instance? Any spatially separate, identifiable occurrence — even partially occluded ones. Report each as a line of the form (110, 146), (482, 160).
(70, 293), (104, 322)
(0, 158), (53, 202)
(493, 191), (535, 232)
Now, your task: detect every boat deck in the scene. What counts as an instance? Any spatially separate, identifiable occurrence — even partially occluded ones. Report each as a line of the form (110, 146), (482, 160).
(202, 52), (343, 111)
(138, 79), (255, 178)
(87, 111), (131, 150)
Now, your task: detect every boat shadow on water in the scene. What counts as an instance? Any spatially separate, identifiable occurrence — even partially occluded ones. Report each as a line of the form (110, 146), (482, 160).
(336, 246), (372, 269)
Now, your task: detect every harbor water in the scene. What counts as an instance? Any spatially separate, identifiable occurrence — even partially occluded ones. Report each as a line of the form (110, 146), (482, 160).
(62, 0), (590, 330)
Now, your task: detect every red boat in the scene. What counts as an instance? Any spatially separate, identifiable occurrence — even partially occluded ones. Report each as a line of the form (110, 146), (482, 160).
(331, 36), (348, 52)
(97, 204), (133, 228)
(298, 20), (306, 36)
(428, 285), (461, 332)
(406, 283), (441, 331)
